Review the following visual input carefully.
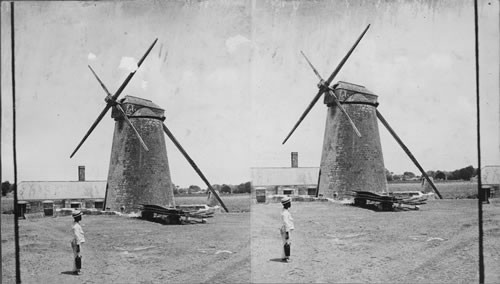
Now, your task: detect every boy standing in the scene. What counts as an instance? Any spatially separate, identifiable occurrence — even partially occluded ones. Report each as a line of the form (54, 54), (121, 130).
(280, 196), (294, 262)
(71, 210), (85, 275)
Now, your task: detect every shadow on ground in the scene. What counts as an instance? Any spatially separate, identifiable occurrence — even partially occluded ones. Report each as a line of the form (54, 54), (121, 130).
(269, 258), (286, 263)
(60, 271), (78, 276)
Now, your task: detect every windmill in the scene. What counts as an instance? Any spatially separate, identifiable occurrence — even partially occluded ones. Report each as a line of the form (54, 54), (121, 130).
(70, 39), (229, 213)
(282, 25), (442, 200)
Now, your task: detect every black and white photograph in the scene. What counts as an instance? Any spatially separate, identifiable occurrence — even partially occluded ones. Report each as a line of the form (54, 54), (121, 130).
(1, 0), (499, 283)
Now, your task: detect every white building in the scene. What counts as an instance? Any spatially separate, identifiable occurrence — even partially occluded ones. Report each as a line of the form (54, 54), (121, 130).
(251, 152), (319, 197)
(251, 166), (319, 196)
(17, 180), (106, 211)
(482, 165), (500, 194)
(14, 166), (106, 215)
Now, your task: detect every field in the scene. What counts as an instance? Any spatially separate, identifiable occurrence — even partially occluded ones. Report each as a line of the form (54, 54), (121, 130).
(388, 181), (479, 199)
(2, 187), (500, 283)
(1, 195), (251, 283)
(251, 199), (500, 283)
(175, 193), (251, 212)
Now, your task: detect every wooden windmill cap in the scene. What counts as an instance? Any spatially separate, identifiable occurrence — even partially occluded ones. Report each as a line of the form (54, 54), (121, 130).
(334, 81), (375, 95)
(112, 95), (166, 120)
(325, 81), (378, 106)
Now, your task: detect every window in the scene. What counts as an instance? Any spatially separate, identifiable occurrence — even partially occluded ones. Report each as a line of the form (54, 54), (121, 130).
(308, 188), (316, 196)
(70, 202), (81, 209)
(95, 201), (104, 209)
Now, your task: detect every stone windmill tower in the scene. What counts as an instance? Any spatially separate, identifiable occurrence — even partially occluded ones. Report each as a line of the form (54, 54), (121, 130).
(317, 81), (386, 198)
(70, 39), (229, 212)
(105, 96), (174, 212)
(283, 25), (442, 200)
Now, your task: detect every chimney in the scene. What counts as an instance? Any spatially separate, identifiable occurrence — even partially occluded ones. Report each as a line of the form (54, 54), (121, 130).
(291, 152), (298, 168)
(78, 166), (85, 181)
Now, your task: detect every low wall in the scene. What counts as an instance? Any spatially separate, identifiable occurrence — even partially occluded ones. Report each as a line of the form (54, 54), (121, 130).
(24, 212), (45, 220)
(55, 208), (116, 217)
(264, 195), (331, 204)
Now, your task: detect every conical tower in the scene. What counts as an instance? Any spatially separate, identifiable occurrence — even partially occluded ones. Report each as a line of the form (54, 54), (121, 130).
(105, 96), (174, 212)
(318, 82), (387, 199)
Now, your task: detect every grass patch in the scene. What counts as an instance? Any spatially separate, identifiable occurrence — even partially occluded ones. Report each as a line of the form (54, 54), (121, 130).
(388, 181), (478, 199)
(174, 194), (250, 212)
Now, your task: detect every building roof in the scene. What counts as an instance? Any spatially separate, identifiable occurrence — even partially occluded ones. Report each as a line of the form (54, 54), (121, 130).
(482, 165), (500, 185)
(251, 167), (319, 187)
(17, 181), (106, 201)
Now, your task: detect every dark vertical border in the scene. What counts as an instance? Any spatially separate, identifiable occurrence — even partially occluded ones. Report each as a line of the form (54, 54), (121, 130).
(10, 1), (21, 283)
(0, 2), (3, 281)
(473, 0), (485, 283)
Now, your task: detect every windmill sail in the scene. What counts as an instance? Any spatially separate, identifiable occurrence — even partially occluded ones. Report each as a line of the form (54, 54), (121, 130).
(299, 51), (362, 138)
(282, 25), (370, 144)
(70, 39), (158, 158)
(87, 65), (150, 152)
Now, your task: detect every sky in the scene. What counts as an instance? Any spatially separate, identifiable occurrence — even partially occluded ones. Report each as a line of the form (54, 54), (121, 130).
(1, 0), (499, 187)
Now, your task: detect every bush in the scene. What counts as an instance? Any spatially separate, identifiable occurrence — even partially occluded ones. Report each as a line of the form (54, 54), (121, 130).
(2, 181), (13, 196)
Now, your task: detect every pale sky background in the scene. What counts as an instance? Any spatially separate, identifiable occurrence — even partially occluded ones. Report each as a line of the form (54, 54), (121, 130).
(1, 0), (499, 187)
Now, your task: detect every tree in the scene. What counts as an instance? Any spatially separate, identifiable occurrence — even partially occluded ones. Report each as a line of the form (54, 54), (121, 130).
(385, 168), (393, 181)
(403, 172), (415, 180)
(447, 165), (476, 181)
(221, 184), (232, 194)
(458, 165), (475, 181)
(449, 169), (460, 180)
(235, 182), (251, 194)
(2, 181), (11, 196)
(437, 165), (478, 181)
(188, 185), (201, 194)
(435, 171), (446, 180)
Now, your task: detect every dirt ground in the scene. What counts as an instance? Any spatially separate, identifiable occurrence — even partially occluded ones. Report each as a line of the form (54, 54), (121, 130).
(251, 199), (500, 283)
(1, 212), (251, 284)
(2, 198), (500, 283)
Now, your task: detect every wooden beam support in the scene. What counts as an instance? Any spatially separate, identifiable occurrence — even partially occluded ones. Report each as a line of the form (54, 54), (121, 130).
(376, 110), (443, 199)
(162, 123), (229, 212)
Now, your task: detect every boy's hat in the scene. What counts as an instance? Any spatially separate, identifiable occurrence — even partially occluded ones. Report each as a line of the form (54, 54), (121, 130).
(281, 196), (291, 205)
(72, 210), (83, 218)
